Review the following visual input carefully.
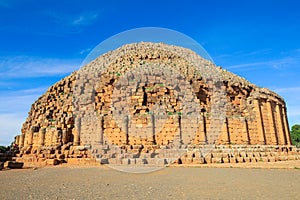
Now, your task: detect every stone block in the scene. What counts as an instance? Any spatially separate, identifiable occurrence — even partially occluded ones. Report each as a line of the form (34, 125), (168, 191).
(236, 157), (244, 163)
(49, 154), (56, 159)
(222, 157), (230, 163)
(212, 157), (222, 163)
(46, 159), (60, 165)
(268, 156), (276, 162)
(288, 155), (296, 160)
(278, 156), (287, 161)
(229, 157), (237, 163)
(244, 157), (251, 163)
(108, 158), (122, 165)
(121, 158), (130, 165)
(100, 158), (109, 164)
(56, 154), (65, 159)
(136, 158), (148, 165)
(261, 157), (269, 162)
(130, 159), (136, 164)
(181, 157), (193, 164)
(205, 157), (212, 164)
(7, 161), (24, 169)
(192, 157), (205, 164)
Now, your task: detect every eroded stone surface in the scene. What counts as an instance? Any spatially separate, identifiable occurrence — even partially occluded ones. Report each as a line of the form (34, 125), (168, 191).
(12, 42), (295, 166)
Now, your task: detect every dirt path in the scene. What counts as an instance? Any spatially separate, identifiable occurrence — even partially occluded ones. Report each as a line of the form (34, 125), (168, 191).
(1, 163), (300, 200)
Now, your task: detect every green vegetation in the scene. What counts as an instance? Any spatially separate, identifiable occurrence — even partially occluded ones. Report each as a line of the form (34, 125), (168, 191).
(291, 124), (300, 147)
(0, 146), (8, 153)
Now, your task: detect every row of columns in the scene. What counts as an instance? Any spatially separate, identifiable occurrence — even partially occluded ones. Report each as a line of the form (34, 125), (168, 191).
(17, 100), (290, 148)
(254, 99), (291, 145)
(15, 127), (70, 148)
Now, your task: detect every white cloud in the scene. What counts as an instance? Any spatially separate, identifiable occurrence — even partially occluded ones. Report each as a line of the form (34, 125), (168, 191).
(0, 87), (48, 146)
(274, 86), (300, 94)
(227, 56), (299, 70)
(48, 11), (99, 28)
(0, 56), (80, 78)
(0, 113), (27, 146)
(271, 86), (300, 127)
(79, 47), (92, 55)
(223, 48), (300, 71)
(71, 12), (98, 26)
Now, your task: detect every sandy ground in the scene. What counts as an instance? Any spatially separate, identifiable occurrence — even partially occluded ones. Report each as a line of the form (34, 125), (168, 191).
(1, 161), (300, 200)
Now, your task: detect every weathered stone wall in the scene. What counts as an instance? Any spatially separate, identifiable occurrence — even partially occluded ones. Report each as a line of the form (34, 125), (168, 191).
(12, 42), (292, 165)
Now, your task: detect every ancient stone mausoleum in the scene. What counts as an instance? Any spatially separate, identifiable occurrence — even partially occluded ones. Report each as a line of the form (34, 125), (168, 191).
(12, 42), (298, 166)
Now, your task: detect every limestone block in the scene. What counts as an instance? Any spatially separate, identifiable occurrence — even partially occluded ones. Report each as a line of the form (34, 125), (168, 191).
(192, 157), (205, 164)
(133, 158), (145, 165)
(212, 157), (222, 163)
(229, 157), (237, 163)
(7, 161), (24, 169)
(108, 158), (122, 165)
(46, 159), (60, 165)
(268, 156), (276, 162)
(222, 157), (230, 163)
(288, 155), (296, 160)
(121, 158), (130, 165)
(236, 157), (244, 163)
(261, 157), (269, 162)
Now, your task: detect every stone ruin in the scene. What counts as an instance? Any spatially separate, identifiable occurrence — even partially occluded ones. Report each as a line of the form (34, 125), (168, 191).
(11, 42), (300, 167)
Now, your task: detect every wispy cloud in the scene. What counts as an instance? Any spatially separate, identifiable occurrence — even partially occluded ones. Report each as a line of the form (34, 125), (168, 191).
(227, 56), (299, 70)
(274, 86), (300, 94)
(271, 86), (300, 126)
(49, 11), (99, 28)
(0, 56), (80, 78)
(0, 113), (27, 146)
(71, 12), (98, 26)
(0, 87), (47, 112)
(220, 48), (300, 72)
(79, 47), (92, 55)
(0, 86), (47, 146)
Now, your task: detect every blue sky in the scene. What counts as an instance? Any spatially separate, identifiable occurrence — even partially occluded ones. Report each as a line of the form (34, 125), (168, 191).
(0, 0), (300, 145)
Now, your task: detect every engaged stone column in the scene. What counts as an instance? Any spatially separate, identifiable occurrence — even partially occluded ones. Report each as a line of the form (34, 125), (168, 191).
(19, 134), (25, 147)
(62, 129), (67, 144)
(174, 115), (182, 146)
(151, 114), (156, 145)
(221, 117), (230, 144)
(282, 105), (291, 145)
(254, 99), (266, 144)
(15, 135), (20, 146)
(275, 103), (285, 145)
(73, 118), (81, 146)
(266, 100), (278, 144)
(199, 113), (207, 145)
(38, 128), (46, 146)
(242, 117), (250, 144)
(26, 127), (34, 146)
(124, 115), (129, 145)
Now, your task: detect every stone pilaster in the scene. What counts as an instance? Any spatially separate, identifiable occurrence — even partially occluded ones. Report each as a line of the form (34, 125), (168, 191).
(62, 129), (67, 144)
(73, 118), (81, 146)
(282, 105), (291, 145)
(242, 117), (250, 144)
(275, 103), (285, 145)
(38, 128), (46, 146)
(198, 114), (207, 145)
(254, 99), (266, 144)
(222, 117), (230, 144)
(14, 135), (20, 146)
(266, 100), (278, 144)
(19, 134), (25, 147)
